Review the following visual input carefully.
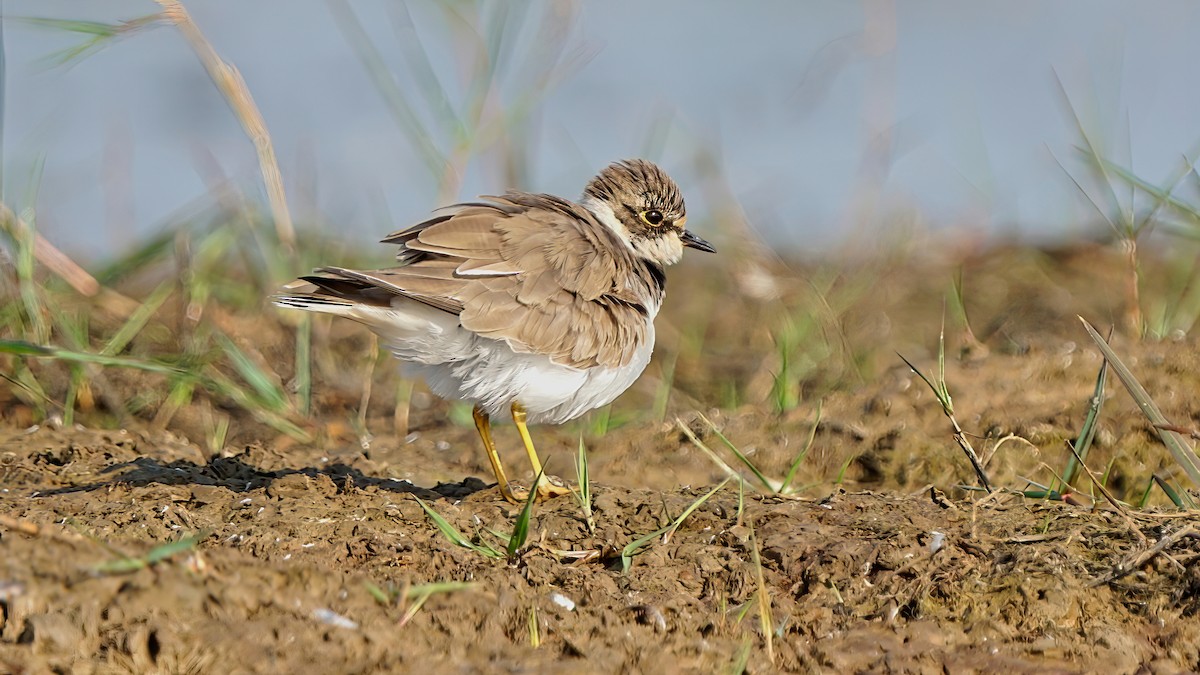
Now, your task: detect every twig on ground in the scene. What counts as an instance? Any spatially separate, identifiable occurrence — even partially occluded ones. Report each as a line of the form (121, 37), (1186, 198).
(1092, 523), (1199, 587)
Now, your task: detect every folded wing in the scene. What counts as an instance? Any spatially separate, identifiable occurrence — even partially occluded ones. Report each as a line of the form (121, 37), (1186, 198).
(296, 193), (660, 370)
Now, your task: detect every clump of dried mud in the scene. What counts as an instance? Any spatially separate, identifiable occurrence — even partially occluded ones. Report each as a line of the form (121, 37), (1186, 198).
(3, 243), (1200, 673)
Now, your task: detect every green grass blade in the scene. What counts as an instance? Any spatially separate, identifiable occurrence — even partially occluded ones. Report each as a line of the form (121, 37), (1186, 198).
(898, 353), (948, 413)
(620, 478), (730, 573)
(700, 413), (775, 493)
(728, 638), (752, 675)
(100, 281), (174, 356)
(295, 314), (312, 416)
(94, 229), (177, 286)
(0, 340), (186, 375)
(214, 332), (288, 412)
(200, 369), (308, 440)
(0, 340), (53, 356)
(17, 15), (164, 67)
(1134, 476), (1155, 509)
(572, 436), (594, 533)
(1079, 317), (1200, 488)
(1061, 356), (1108, 488)
(18, 17), (124, 37)
(144, 531), (207, 564)
(1094, 153), (1200, 225)
(779, 401), (822, 494)
(507, 469), (541, 559)
(677, 418), (757, 491)
(403, 581), (477, 599)
(528, 605), (541, 648)
(93, 531), (205, 574)
(1152, 474), (1186, 508)
(413, 495), (502, 559)
(364, 581), (390, 605)
(325, 0), (446, 177)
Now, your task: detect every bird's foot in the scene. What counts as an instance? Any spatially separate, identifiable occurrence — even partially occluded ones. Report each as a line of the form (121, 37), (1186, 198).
(504, 475), (572, 503)
(534, 475), (573, 500)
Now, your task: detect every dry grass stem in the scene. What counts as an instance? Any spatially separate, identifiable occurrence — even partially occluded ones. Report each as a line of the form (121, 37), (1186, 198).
(0, 202), (138, 316)
(154, 0), (295, 250)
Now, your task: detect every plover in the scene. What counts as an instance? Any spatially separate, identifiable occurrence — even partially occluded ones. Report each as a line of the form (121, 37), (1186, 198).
(274, 159), (715, 501)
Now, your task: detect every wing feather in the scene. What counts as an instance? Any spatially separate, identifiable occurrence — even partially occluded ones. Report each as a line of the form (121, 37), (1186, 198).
(283, 193), (663, 368)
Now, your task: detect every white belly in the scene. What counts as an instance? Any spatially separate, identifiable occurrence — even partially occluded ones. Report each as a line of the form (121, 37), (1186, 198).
(364, 299), (655, 425)
(403, 328), (653, 425)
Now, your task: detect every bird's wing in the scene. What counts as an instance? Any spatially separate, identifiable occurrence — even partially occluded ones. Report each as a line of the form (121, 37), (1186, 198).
(299, 193), (661, 369)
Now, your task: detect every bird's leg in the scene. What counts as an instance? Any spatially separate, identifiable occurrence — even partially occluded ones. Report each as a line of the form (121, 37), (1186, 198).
(511, 401), (572, 499)
(473, 406), (520, 504)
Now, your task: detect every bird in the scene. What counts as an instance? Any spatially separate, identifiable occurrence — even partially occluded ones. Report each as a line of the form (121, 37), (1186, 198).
(273, 159), (715, 502)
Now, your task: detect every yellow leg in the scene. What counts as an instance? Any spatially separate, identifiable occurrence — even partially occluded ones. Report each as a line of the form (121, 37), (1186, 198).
(473, 406), (519, 504)
(511, 402), (572, 500)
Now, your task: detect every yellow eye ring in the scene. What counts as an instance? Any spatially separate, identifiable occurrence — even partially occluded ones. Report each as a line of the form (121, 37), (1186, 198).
(640, 210), (665, 226)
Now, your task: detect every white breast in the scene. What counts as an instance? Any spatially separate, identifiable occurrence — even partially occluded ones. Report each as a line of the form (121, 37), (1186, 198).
(360, 297), (658, 425)
(403, 323), (655, 425)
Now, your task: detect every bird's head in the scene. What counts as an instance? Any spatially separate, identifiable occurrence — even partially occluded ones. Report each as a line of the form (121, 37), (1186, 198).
(581, 159), (715, 266)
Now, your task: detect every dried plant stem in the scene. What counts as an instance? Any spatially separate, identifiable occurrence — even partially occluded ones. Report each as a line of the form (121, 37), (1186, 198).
(1063, 439), (1146, 545)
(947, 413), (992, 492)
(0, 202), (138, 316)
(1122, 238), (1142, 335)
(1093, 523), (1198, 587)
(154, 0), (295, 250)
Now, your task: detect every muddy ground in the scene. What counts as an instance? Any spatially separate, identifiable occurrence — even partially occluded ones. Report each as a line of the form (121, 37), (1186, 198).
(3, 242), (1200, 673)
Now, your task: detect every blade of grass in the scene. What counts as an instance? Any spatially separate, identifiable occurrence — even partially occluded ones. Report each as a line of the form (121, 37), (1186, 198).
(572, 436), (595, 534)
(1152, 474), (1185, 509)
(100, 281), (174, 356)
(154, 0), (295, 249)
(413, 495), (502, 559)
(779, 401), (822, 494)
(620, 478), (730, 573)
(399, 581), (477, 627)
(199, 368), (310, 441)
(698, 412), (776, 493)
(1079, 317), (1200, 487)
(214, 332), (288, 412)
(728, 638), (752, 675)
(897, 313), (992, 491)
(677, 417), (750, 489)
(747, 518), (775, 666)
(1061, 354), (1108, 488)
(326, 0), (446, 178)
(8, 204), (48, 343)
(0, 339), (185, 374)
(295, 314), (312, 416)
(528, 605), (541, 648)
(507, 468), (541, 559)
(18, 15), (164, 67)
(93, 531), (207, 574)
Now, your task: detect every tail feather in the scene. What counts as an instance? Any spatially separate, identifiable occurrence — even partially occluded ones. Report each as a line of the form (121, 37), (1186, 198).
(271, 293), (358, 317)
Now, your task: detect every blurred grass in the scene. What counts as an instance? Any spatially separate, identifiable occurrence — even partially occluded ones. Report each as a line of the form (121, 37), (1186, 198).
(6, 2), (1200, 511)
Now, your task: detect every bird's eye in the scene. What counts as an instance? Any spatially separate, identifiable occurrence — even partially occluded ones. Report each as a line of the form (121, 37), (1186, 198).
(640, 210), (665, 226)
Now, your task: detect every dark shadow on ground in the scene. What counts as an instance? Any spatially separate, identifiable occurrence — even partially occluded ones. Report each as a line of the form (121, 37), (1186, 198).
(29, 450), (493, 501)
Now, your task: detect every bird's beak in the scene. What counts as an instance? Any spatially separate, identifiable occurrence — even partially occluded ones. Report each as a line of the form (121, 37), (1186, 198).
(680, 229), (716, 253)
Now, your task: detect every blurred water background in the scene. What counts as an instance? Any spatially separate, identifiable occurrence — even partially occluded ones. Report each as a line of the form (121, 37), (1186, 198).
(6, 0), (1200, 260)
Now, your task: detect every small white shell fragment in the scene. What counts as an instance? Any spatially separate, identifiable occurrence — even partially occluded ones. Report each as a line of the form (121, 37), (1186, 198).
(929, 531), (946, 554)
(312, 608), (358, 630)
(550, 592), (576, 612)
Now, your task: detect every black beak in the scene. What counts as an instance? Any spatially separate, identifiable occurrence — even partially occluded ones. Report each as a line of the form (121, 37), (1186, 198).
(681, 230), (716, 253)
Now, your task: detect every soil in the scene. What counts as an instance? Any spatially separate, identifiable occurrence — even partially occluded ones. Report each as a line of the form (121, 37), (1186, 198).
(3, 242), (1200, 674)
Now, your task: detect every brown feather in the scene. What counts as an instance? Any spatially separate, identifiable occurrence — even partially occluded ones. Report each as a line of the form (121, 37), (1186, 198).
(287, 190), (666, 369)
